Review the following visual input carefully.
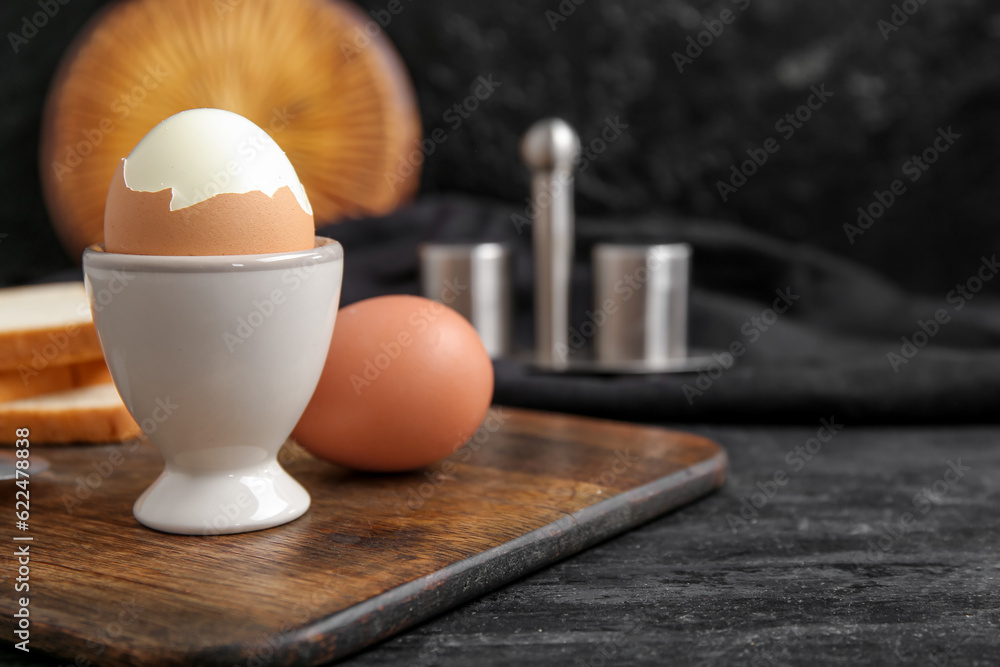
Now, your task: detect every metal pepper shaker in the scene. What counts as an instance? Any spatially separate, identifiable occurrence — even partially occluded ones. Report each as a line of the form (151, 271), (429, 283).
(520, 118), (580, 370)
(419, 242), (512, 359)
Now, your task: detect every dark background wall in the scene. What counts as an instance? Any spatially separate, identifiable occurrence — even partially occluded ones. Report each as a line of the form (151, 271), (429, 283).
(1, 0), (998, 293)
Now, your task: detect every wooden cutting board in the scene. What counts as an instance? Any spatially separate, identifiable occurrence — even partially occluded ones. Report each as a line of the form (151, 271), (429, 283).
(1, 407), (726, 666)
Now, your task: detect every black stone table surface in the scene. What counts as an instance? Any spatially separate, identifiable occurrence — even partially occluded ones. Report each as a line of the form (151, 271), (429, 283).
(6, 422), (997, 666)
(338, 423), (999, 667)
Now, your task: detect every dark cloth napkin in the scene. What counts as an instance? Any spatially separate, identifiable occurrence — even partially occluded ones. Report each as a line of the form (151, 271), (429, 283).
(319, 195), (1000, 425)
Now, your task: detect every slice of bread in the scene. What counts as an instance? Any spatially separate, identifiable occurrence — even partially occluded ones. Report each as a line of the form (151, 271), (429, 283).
(0, 383), (141, 445)
(0, 282), (103, 372)
(0, 358), (112, 403)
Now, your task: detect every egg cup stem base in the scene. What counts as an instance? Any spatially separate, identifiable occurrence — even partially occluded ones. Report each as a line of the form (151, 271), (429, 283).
(132, 459), (311, 535)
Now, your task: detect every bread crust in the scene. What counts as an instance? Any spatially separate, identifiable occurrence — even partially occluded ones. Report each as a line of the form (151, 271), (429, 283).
(0, 358), (111, 403)
(0, 323), (103, 373)
(0, 385), (141, 445)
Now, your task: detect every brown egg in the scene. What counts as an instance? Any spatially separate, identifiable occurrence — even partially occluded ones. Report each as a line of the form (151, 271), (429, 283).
(293, 295), (494, 472)
(104, 161), (314, 256)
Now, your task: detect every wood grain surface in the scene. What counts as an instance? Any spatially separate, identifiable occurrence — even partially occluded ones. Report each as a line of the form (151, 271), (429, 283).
(0, 407), (726, 666)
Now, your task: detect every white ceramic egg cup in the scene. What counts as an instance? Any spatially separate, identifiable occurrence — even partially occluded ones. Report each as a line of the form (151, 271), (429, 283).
(83, 237), (343, 535)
